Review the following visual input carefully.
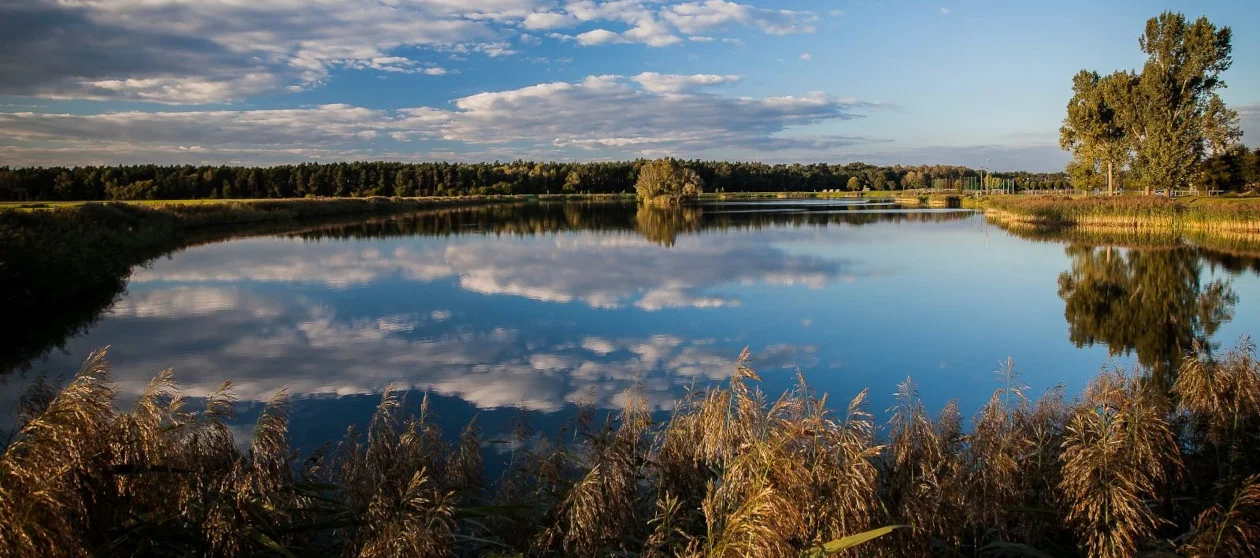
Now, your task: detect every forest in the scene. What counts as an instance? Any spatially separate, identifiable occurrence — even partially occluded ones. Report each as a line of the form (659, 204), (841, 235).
(0, 161), (1071, 201)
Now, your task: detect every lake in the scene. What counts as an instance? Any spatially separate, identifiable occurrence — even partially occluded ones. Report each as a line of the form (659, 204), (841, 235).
(4, 200), (1259, 452)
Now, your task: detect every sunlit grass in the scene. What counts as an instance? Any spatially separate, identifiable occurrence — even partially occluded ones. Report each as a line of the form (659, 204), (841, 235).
(982, 195), (1260, 235)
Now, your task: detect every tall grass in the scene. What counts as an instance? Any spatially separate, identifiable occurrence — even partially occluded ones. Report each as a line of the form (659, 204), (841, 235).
(983, 195), (1260, 235)
(2, 343), (1259, 557)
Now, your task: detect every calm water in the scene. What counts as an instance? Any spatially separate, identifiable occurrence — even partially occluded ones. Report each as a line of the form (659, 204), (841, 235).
(5, 201), (1260, 450)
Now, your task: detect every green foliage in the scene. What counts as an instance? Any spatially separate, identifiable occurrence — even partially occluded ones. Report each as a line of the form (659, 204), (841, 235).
(801, 525), (904, 556)
(1198, 147), (1251, 192)
(1061, 70), (1132, 193)
(1062, 12), (1242, 193)
(635, 159), (703, 204)
(0, 161), (1067, 202)
(1128, 12), (1239, 191)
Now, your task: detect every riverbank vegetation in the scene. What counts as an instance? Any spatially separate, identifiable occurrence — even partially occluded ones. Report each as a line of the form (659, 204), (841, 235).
(2, 343), (1259, 557)
(982, 195), (1260, 236)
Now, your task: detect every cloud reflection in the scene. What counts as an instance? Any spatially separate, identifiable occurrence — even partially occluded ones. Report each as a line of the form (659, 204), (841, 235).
(132, 229), (849, 311)
(49, 287), (815, 414)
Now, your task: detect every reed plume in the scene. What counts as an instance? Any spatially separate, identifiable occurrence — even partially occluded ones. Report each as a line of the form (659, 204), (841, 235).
(0, 343), (1256, 556)
(0, 348), (114, 558)
(1060, 369), (1179, 558)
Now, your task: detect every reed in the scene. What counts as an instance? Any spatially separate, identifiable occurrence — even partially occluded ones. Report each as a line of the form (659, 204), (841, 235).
(2, 341), (1259, 557)
(982, 195), (1260, 237)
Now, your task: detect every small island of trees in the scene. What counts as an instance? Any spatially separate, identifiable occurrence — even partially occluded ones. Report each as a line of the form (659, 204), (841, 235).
(634, 158), (703, 204)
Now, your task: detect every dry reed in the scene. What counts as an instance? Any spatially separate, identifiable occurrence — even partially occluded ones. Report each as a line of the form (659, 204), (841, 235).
(1, 341), (1258, 557)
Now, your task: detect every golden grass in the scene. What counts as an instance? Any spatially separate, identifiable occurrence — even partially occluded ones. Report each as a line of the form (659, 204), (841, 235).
(982, 195), (1260, 237)
(2, 343), (1259, 556)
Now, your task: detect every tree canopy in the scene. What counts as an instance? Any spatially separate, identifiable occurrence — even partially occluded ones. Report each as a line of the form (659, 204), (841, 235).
(0, 160), (1068, 202)
(1061, 70), (1131, 194)
(1060, 11), (1242, 193)
(634, 159), (703, 204)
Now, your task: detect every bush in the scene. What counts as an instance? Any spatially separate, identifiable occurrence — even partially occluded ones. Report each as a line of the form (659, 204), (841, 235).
(635, 159), (703, 204)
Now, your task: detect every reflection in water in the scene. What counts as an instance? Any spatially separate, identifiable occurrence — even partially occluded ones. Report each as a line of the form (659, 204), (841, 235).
(1058, 245), (1238, 385)
(996, 224), (1260, 277)
(635, 205), (702, 247)
(6, 202), (1260, 451)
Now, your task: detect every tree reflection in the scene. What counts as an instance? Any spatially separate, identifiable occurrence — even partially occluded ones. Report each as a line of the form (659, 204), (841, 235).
(634, 205), (703, 247)
(1057, 245), (1237, 386)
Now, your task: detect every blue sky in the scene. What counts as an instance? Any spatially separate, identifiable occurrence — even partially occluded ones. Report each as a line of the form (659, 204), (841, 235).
(0, 0), (1256, 171)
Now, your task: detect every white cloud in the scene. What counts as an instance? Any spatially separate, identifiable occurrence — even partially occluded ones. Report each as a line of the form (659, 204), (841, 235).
(799, 52), (812, 61)
(393, 74), (876, 153)
(345, 57), (449, 76)
(74, 74), (279, 104)
(631, 72), (740, 93)
(625, 24), (684, 47)
(0, 74), (881, 164)
(582, 337), (617, 355)
(45, 283), (817, 412)
(0, 104), (387, 147)
(662, 0), (817, 35)
(542, 1), (814, 47)
(0, 0), (515, 103)
(0, 0), (818, 102)
(940, 7), (952, 14)
(575, 28), (624, 45)
(524, 11), (577, 30)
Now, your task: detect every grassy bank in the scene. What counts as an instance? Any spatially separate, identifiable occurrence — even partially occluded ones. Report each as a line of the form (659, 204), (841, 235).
(904, 193), (970, 208)
(981, 195), (1260, 235)
(2, 345), (1258, 556)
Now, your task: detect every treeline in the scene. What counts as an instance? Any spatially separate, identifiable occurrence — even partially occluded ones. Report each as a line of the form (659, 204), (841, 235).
(0, 161), (1069, 201)
(1198, 146), (1260, 192)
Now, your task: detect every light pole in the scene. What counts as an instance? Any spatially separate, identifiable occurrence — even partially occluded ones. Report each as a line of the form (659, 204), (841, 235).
(981, 157), (991, 195)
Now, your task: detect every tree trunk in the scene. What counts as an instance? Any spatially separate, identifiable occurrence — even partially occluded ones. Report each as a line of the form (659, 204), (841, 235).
(1107, 161), (1114, 196)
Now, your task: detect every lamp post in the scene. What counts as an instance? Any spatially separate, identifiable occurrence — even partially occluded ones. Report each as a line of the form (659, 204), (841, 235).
(981, 158), (990, 195)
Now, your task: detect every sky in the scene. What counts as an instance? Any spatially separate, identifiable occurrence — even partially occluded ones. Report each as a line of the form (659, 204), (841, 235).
(0, 0), (1257, 171)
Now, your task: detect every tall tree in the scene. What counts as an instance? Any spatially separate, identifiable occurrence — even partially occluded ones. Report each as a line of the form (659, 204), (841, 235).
(1127, 12), (1239, 193)
(1061, 70), (1132, 194)
(1061, 12), (1240, 195)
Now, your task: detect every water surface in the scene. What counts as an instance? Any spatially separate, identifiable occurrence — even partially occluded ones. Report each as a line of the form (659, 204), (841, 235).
(5, 201), (1259, 450)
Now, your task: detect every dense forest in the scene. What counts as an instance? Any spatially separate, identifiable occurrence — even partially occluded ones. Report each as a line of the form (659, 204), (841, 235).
(0, 161), (1072, 201)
